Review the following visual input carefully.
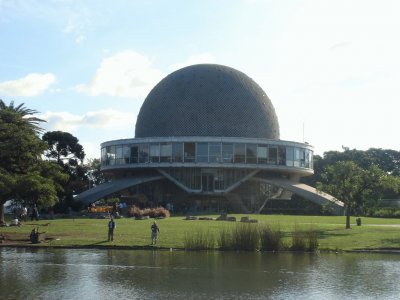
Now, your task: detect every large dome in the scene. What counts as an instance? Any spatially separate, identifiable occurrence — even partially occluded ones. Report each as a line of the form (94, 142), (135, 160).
(135, 64), (280, 139)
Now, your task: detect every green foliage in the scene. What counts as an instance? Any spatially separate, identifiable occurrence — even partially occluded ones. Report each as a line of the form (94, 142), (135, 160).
(86, 158), (109, 186)
(259, 225), (284, 251)
(184, 230), (215, 250)
(317, 160), (400, 228)
(306, 148), (400, 200)
(42, 131), (89, 212)
(0, 100), (61, 223)
(217, 223), (259, 251)
(42, 131), (85, 164)
(291, 226), (319, 252)
(370, 208), (400, 218)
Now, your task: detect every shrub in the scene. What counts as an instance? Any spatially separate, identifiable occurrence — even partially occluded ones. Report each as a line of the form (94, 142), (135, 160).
(217, 227), (234, 250)
(153, 207), (170, 218)
(232, 223), (259, 251)
(184, 230), (215, 250)
(291, 226), (307, 251)
(260, 225), (284, 251)
(128, 206), (142, 218)
(291, 226), (319, 252)
(128, 206), (170, 218)
(306, 229), (319, 251)
(218, 223), (259, 251)
(372, 208), (400, 218)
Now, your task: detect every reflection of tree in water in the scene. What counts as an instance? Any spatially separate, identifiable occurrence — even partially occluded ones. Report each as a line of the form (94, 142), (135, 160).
(0, 248), (70, 299)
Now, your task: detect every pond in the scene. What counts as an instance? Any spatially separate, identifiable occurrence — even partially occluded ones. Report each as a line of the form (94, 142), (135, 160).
(1, 248), (400, 299)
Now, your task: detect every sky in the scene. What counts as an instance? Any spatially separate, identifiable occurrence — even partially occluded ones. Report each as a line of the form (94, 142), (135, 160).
(0, 0), (399, 159)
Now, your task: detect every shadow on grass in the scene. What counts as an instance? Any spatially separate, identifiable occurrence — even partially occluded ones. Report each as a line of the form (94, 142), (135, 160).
(381, 238), (400, 244)
(90, 240), (109, 245)
(314, 230), (353, 240)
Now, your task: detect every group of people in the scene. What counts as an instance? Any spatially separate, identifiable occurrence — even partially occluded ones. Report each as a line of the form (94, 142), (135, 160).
(107, 217), (160, 245)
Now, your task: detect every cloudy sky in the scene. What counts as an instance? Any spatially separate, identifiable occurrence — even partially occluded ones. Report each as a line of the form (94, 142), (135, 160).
(1, 0), (399, 159)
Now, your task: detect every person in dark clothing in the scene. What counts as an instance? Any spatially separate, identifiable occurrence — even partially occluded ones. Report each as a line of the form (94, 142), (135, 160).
(108, 217), (116, 241)
(31, 205), (39, 221)
(151, 221), (160, 245)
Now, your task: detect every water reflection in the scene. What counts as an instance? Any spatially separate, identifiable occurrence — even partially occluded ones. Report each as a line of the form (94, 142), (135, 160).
(1, 248), (400, 299)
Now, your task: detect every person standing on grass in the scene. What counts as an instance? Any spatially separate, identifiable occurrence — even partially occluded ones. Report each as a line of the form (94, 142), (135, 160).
(108, 217), (116, 241)
(151, 221), (160, 245)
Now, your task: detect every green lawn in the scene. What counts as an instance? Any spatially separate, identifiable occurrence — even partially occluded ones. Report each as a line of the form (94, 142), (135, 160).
(1, 214), (400, 251)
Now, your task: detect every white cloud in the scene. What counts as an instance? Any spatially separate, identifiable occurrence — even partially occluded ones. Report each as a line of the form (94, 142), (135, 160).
(41, 109), (134, 132)
(75, 50), (164, 98)
(0, 73), (56, 97)
(169, 53), (217, 71)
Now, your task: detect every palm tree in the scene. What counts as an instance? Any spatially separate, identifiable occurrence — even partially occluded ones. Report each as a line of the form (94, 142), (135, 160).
(0, 99), (46, 134)
(0, 99), (46, 224)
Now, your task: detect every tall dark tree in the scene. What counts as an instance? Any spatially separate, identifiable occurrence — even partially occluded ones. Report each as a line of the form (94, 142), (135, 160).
(42, 131), (85, 164)
(0, 100), (64, 224)
(42, 131), (87, 211)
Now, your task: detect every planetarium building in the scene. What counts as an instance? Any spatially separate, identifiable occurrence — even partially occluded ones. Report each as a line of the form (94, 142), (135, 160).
(77, 64), (343, 214)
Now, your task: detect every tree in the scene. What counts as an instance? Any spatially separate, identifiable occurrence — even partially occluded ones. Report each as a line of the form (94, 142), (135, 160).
(304, 148), (400, 201)
(42, 131), (87, 212)
(42, 131), (85, 164)
(317, 161), (399, 229)
(0, 100), (63, 224)
(86, 158), (110, 187)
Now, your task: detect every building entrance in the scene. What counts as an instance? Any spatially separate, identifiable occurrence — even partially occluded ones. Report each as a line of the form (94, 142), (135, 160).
(201, 173), (214, 192)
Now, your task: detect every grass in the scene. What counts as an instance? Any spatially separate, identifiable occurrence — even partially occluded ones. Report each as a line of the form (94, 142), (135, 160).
(1, 214), (400, 251)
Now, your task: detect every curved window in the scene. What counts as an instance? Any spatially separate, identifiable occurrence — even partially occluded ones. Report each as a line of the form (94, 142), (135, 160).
(257, 145), (268, 164)
(234, 143), (245, 163)
(268, 147), (277, 165)
(209, 143), (221, 163)
(222, 143), (233, 163)
(150, 143), (160, 163)
(172, 143), (183, 162)
(160, 142), (172, 162)
(246, 144), (257, 164)
(101, 140), (313, 170)
(197, 142), (208, 163)
(184, 143), (195, 162)
(139, 144), (149, 163)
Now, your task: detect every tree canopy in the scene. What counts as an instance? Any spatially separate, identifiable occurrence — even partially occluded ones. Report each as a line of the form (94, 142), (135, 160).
(317, 160), (400, 228)
(0, 100), (66, 224)
(42, 131), (85, 164)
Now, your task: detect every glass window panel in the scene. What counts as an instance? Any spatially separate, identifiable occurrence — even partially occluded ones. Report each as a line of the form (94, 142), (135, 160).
(107, 145), (116, 165)
(101, 147), (107, 165)
(123, 145), (130, 164)
(286, 147), (294, 167)
(299, 148), (306, 167)
(257, 145), (268, 164)
(246, 144), (257, 164)
(150, 143), (160, 163)
(222, 143), (233, 163)
(184, 142), (195, 162)
(139, 144), (149, 163)
(268, 147), (277, 165)
(278, 147), (286, 165)
(209, 142), (221, 163)
(172, 143), (183, 162)
(197, 142), (208, 163)
(160, 142), (172, 162)
(234, 143), (245, 163)
(130, 145), (138, 163)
